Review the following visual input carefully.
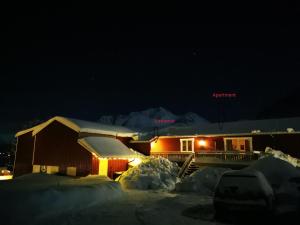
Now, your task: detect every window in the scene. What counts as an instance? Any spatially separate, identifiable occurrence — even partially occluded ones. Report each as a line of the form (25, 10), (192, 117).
(224, 137), (252, 151)
(180, 138), (194, 152)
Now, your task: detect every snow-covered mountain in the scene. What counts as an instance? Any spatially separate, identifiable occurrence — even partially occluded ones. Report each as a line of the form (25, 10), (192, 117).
(98, 107), (209, 131)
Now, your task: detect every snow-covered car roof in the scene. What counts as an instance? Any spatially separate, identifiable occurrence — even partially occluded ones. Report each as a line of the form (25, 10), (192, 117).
(15, 116), (138, 138)
(78, 136), (142, 158)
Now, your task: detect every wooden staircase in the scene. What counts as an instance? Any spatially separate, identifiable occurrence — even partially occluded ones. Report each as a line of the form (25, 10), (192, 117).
(184, 161), (200, 177)
(177, 153), (201, 178)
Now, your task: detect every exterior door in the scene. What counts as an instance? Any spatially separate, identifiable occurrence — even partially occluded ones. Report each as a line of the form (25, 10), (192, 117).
(99, 159), (108, 176)
(224, 137), (253, 151)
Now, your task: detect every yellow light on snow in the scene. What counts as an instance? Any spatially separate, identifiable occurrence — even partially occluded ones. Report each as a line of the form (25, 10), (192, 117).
(0, 175), (13, 180)
(198, 140), (207, 147)
(129, 158), (142, 167)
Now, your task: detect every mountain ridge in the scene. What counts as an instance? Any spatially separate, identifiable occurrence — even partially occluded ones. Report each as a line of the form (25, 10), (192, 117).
(98, 107), (209, 131)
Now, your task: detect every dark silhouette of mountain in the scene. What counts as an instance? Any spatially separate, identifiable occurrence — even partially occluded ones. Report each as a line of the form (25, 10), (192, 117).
(98, 107), (209, 131)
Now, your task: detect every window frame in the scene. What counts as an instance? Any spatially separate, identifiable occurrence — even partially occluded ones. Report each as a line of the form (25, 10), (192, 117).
(180, 138), (195, 152)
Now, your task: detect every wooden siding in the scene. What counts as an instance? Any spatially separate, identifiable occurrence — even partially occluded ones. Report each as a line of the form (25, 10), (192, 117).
(13, 132), (35, 177)
(108, 159), (128, 179)
(129, 142), (151, 155)
(214, 133), (300, 157)
(138, 133), (300, 158)
(150, 137), (220, 153)
(151, 137), (181, 152)
(33, 121), (93, 176)
(91, 155), (99, 175)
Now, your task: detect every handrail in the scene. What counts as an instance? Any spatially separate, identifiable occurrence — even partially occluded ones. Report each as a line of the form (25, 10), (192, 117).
(177, 153), (194, 178)
(152, 151), (260, 155)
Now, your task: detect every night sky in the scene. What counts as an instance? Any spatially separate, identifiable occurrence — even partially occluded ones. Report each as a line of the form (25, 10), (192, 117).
(1, 3), (300, 134)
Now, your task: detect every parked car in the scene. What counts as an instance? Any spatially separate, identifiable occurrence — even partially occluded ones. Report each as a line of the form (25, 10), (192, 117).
(274, 176), (300, 216)
(213, 169), (274, 221)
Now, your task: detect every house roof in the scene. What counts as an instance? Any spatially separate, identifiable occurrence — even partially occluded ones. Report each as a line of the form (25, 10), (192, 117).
(15, 116), (138, 138)
(78, 136), (142, 158)
(196, 117), (300, 135)
(138, 117), (300, 140)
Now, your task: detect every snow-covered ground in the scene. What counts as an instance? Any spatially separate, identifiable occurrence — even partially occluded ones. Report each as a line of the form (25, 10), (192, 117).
(2, 151), (300, 225)
(0, 174), (124, 225)
(0, 174), (217, 225)
(38, 190), (215, 225)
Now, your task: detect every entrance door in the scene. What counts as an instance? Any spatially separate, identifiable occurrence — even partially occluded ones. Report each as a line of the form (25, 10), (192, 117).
(224, 137), (253, 151)
(99, 159), (108, 176)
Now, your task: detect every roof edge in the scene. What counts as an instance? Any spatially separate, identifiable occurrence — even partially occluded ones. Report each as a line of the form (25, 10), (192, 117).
(32, 116), (80, 136)
(77, 138), (100, 157)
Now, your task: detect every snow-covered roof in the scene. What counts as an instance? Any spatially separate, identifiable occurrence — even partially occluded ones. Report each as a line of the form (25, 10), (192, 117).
(197, 117), (300, 134)
(78, 136), (142, 158)
(150, 117), (300, 137)
(15, 116), (138, 137)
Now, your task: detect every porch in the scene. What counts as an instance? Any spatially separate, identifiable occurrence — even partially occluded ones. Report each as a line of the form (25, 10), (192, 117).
(151, 151), (261, 168)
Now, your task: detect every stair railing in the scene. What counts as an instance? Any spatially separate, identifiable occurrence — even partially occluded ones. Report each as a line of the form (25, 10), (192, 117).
(178, 152), (195, 178)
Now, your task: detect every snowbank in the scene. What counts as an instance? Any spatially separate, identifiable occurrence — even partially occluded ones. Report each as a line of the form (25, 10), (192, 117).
(264, 147), (300, 167)
(248, 156), (300, 189)
(175, 167), (231, 195)
(119, 157), (179, 190)
(0, 174), (123, 225)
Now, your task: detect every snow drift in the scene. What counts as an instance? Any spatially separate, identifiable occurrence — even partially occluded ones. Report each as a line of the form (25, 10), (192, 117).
(264, 147), (300, 167)
(175, 167), (231, 195)
(248, 155), (300, 189)
(119, 157), (179, 190)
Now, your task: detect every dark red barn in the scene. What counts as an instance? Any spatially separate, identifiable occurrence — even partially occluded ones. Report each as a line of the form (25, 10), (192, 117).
(14, 116), (141, 178)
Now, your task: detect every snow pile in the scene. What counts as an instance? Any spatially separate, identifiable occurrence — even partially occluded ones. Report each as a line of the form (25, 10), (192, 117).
(175, 167), (231, 195)
(0, 174), (123, 225)
(264, 147), (300, 167)
(119, 157), (179, 190)
(248, 156), (300, 189)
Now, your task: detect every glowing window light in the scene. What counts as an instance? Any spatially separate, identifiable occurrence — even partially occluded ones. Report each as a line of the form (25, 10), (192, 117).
(151, 142), (155, 149)
(198, 140), (207, 147)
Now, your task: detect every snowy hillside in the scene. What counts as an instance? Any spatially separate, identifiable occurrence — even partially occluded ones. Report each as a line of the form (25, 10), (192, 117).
(98, 107), (209, 131)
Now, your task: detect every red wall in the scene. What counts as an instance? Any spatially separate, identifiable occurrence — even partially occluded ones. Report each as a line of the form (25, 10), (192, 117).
(128, 142), (151, 155)
(33, 121), (93, 176)
(91, 155), (99, 175)
(14, 132), (35, 177)
(151, 138), (180, 152)
(149, 136), (218, 153)
(108, 159), (128, 179)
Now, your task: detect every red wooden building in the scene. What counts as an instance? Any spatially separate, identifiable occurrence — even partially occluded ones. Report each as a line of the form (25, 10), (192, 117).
(14, 116), (141, 178)
(129, 117), (300, 161)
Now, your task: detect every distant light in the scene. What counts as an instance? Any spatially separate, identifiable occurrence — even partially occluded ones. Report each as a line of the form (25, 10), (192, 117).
(198, 140), (207, 147)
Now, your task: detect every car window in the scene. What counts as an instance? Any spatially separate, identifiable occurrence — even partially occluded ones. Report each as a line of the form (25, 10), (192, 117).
(216, 176), (264, 198)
